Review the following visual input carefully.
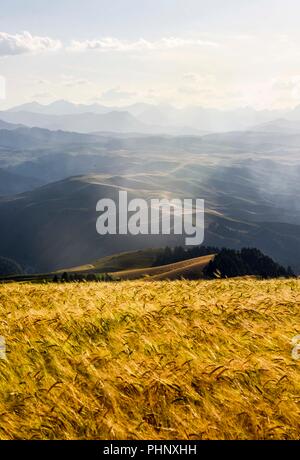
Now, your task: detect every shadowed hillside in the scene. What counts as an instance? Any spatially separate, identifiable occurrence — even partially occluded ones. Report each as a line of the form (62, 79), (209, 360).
(0, 174), (299, 273)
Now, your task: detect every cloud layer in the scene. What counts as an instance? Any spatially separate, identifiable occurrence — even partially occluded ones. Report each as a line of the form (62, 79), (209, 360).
(0, 31), (61, 56)
(0, 32), (219, 57)
(68, 37), (219, 52)
(2, 30), (300, 110)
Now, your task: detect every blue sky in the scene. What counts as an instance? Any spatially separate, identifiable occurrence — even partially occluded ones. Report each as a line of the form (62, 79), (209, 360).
(1, 0), (300, 109)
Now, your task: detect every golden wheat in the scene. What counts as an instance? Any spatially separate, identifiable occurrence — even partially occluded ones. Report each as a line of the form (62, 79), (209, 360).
(0, 279), (299, 440)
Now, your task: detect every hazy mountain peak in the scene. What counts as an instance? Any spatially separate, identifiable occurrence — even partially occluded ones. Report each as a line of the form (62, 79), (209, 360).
(8, 101), (45, 113)
(5, 99), (300, 133)
(251, 118), (300, 133)
(48, 99), (76, 109)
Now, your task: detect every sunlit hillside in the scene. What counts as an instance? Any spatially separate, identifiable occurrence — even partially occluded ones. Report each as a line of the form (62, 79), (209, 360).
(112, 254), (215, 280)
(0, 279), (299, 440)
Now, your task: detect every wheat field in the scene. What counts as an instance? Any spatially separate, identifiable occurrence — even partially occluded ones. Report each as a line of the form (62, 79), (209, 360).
(0, 279), (299, 440)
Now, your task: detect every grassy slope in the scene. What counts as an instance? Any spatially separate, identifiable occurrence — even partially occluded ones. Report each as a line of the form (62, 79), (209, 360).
(113, 254), (215, 280)
(0, 251), (214, 283)
(0, 279), (299, 440)
(56, 248), (164, 274)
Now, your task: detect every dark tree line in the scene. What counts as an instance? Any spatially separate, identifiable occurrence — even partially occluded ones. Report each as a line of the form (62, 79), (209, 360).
(203, 248), (294, 279)
(153, 245), (295, 279)
(52, 272), (113, 283)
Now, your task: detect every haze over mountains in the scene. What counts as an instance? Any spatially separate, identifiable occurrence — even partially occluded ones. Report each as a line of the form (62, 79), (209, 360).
(3, 100), (300, 133)
(0, 100), (299, 274)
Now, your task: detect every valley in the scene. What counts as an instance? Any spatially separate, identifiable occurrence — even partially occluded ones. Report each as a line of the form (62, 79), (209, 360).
(0, 103), (299, 274)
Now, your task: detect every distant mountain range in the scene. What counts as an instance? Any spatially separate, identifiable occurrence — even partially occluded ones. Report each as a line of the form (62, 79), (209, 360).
(251, 118), (300, 134)
(4, 99), (300, 133)
(0, 125), (101, 149)
(0, 110), (150, 134)
(0, 119), (23, 130)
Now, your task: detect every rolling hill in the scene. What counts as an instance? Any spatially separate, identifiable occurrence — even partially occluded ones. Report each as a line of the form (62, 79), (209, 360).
(0, 173), (299, 273)
(0, 125), (101, 149)
(56, 248), (164, 274)
(251, 118), (300, 134)
(0, 168), (43, 196)
(0, 123), (299, 274)
(57, 249), (215, 280)
(0, 119), (23, 130)
(112, 254), (215, 280)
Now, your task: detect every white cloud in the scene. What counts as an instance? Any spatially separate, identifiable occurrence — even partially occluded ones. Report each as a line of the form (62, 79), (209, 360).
(272, 75), (300, 91)
(68, 37), (219, 52)
(0, 31), (61, 56)
(269, 75), (300, 106)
